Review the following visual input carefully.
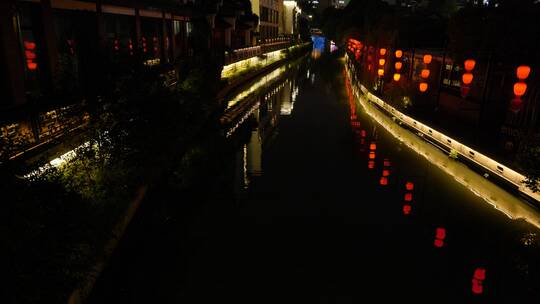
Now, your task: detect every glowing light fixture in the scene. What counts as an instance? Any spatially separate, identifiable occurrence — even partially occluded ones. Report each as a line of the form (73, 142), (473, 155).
(419, 82), (428, 92)
(462, 73), (474, 85)
(516, 65), (531, 80)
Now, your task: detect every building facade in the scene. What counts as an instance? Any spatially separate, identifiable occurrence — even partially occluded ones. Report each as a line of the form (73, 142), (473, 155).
(0, 0), (259, 159)
(251, 0), (282, 42)
(281, 1), (301, 37)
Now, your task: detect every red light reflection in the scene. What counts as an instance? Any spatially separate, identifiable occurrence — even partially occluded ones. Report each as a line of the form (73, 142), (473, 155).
(473, 268), (486, 280)
(380, 176), (388, 186)
(383, 159), (391, 167)
(471, 267), (486, 294)
(382, 169), (390, 177)
(404, 193), (412, 201)
(403, 204), (411, 215)
(436, 228), (446, 239)
(405, 182), (414, 191)
(369, 152), (376, 159)
(368, 161), (375, 169)
(369, 143), (377, 150)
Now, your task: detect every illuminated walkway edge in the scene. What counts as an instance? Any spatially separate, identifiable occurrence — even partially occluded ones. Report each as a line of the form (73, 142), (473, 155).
(344, 55), (540, 207)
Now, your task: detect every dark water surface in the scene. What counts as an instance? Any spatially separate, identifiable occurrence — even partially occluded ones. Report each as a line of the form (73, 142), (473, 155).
(89, 55), (540, 303)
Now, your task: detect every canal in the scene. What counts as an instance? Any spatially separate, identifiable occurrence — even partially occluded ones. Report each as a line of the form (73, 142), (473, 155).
(89, 52), (540, 303)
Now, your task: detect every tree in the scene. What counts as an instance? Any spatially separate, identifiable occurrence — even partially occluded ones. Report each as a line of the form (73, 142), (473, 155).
(517, 134), (540, 192)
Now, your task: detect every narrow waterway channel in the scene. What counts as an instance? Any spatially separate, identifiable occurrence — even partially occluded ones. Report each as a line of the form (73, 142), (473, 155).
(89, 52), (540, 303)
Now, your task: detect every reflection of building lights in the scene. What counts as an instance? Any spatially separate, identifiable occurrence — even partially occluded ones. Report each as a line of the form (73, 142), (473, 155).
(472, 268), (486, 294)
(344, 58), (540, 229)
(403, 204), (412, 215)
(226, 65), (288, 109)
(404, 193), (412, 201)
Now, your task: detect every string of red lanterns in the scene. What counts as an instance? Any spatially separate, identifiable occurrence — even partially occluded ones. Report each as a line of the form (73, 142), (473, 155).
(419, 54), (431, 93)
(461, 58), (476, 97)
(511, 65), (531, 112)
(378, 48), (386, 77)
(23, 41), (38, 71)
(393, 49), (403, 82)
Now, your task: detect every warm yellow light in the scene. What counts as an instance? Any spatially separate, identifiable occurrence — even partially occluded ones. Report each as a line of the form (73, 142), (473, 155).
(393, 73), (401, 81)
(379, 59), (386, 66)
(394, 62), (402, 70)
(379, 48), (387, 56)
(419, 82), (428, 92)
(378, 69), (384, 76)
(421, 69), (430, 79)
(395, 50), (403, 58)
(423, 54), (432, 64)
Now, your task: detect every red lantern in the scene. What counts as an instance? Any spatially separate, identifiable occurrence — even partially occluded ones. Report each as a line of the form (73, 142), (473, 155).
(394, 62), (402, 70)
(464, 59), (476, 72)
(383, 159), (391, 167)
(368, 160), (375, 169)
(379, 48), (387, 56)
(380, 176), (388, 186)
(379, 58), (386, 66)
(516, 65), (531, 80)
(404, 193), (412, 201)
(393, 73), (401, 82)
(369, 143), (377, 150)
(378, 69), (384, 76)
(423, 54), (432, 64)
(419, 82), (428, 92)
(395, 50), (403, 58)
(369, 151), (376, 159)
(421, 69), (430, 79)
(382, 169), (390, 177)
(514, 82), (527, 97)
(462, 73), (474, 85)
